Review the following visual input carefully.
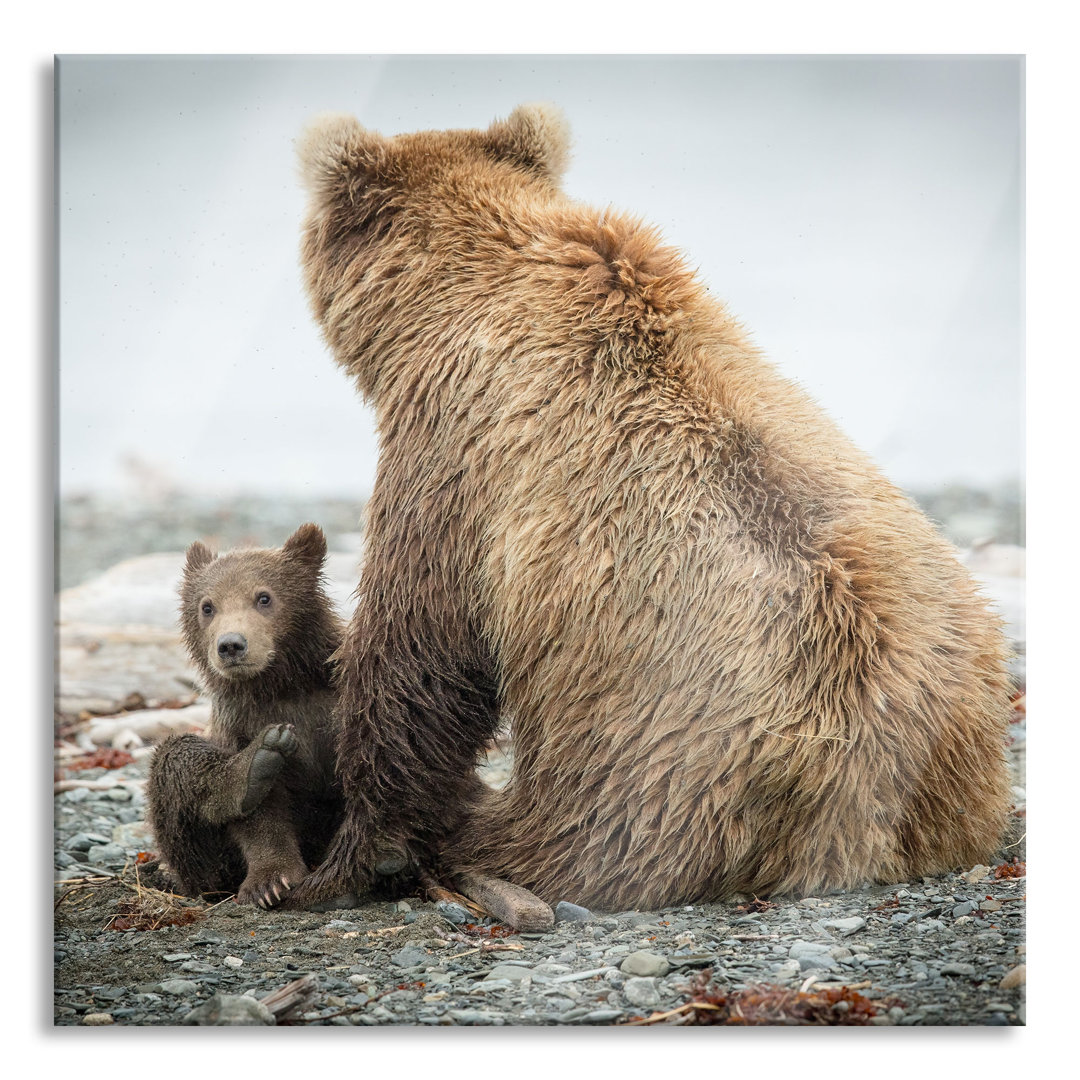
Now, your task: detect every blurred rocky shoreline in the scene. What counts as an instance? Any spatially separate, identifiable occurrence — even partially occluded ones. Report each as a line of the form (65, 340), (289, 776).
(57, 483), (1023, 592)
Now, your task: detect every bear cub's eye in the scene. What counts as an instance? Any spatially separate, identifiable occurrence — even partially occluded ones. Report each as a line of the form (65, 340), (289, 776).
(256, 592), (272, 608)
(200, 601), (214, 617)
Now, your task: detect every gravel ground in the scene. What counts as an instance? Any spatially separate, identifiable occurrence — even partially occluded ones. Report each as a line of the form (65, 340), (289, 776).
(53, 490), (1027, 1029)
(53, 721), (1027, 1028)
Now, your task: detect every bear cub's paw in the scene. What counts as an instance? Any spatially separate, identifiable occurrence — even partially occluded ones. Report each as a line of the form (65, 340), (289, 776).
(236, 861), (310, 909)
(240, 723), (299, 816)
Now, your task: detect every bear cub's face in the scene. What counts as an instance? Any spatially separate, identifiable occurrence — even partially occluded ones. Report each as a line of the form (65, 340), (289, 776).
(179, 523), (328, 682)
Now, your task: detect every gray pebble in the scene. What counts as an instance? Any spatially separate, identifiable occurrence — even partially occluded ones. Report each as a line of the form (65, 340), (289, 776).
(821, 916), (866, 936)
(158, 979), (199, 996)
(484, 964), (533, 982)
(622, 977), (660, 1008)
(86, 842), (127, 865)
(554, 901), (594, 923)
(447, 1008), (504, 1025)
(940, 963), (977, 977)
(64, 832), (111, 851)
(390, 946), (430, 968)
(788, 941), (832, 960)
(620, 950), (670, 978)
(434, 900), (470, 924)
(576, 1008), (624, 1024)
(182, 993), (275, 1025)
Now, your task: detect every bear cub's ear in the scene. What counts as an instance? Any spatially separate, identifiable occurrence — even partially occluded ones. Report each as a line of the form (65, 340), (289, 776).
(185, 540), (216, 575)
(483, 104), (571, 180)
(282, 523), (328, 569)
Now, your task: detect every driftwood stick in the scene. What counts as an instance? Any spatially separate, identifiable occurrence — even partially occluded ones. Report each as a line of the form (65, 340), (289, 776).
(423, 883), (488, 920)
(454, 872), (554, 931)
(259, 974), (317, 1020)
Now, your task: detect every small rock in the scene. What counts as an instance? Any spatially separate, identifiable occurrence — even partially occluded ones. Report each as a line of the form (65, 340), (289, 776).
(980, 899), (1002, 912)
(940, 963), (976, 977)
(484, 964), (532, 982)
(81, 1012), (114, 1026)
(162, 953), (192, 963)
(222, 956), (243, 969)
(86, 842), (126, 865)
(434, 900), (470, 925)
(554, 1007), (592, 1024)
(999, 964), (1026, 989)
(576, 1009), (624, 1024)
(182, 993), (275, 1026)
(554, 901), (594, 923)
(622, 977), (660, 1008)
(962, 864), (991, 884)
(447, 1008), (503, 1025)
(64, 832), (111, 852)
(952, 900), (977, 918)
(798, 955), (838, 972)
(390, 946), (429, 969)
(788, 941), (831, 960)
(158, 979), (199, 996)
(821, 917), (865, 936)
(620, 950), (670, 978)
(103, 786), (132, 802)
(890, 912), (915, 926)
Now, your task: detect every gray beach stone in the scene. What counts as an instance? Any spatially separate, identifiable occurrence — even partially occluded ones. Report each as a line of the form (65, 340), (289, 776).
(822, 916), (866, 936)
(620, 950), (670, 978)
(554, 901), (594, 923)
(390, 946), (430, 969)
(182, 993), (275, 1025)
(622, 977), (661, 1009)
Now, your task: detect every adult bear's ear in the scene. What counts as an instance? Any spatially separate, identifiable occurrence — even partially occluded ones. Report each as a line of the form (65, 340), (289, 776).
(296, 113), (387, 200)
(184, 540), (215, 575)
(282, 522), (328, 569)
(482, 103), (571, 180)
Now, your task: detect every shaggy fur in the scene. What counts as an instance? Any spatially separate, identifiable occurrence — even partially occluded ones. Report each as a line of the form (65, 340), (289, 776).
(287, 105), (1012, 911)
(146, 525), (346, 906)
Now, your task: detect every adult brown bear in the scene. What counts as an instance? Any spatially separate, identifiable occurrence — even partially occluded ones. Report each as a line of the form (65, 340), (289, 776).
(287, 105), (1011, 913)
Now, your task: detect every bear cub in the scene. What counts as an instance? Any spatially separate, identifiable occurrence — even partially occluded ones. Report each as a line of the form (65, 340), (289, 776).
(146, 523), (349, 907)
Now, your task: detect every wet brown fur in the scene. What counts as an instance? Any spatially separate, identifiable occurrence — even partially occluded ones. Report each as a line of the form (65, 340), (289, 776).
(146, 525), (346, 905)
(287, 105), (1013, 911)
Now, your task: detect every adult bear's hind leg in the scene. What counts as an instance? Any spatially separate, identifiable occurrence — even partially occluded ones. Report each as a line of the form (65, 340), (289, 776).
(283, 587), (501, 910)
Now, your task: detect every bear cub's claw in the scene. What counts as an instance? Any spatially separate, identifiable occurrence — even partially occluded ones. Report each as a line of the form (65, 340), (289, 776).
(240, 723), (298, 816)
(236, 867), (307, 909)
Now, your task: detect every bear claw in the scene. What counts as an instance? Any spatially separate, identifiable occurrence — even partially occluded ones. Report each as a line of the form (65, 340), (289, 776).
(236, 869), (305, 909)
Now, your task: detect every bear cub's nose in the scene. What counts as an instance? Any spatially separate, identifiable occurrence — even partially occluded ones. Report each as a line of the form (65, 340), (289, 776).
(217, 633), (248, 661)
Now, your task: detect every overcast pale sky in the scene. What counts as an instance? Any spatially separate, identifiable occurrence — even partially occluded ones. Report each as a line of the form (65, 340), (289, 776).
(57, 54), (1022, 499)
